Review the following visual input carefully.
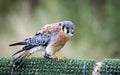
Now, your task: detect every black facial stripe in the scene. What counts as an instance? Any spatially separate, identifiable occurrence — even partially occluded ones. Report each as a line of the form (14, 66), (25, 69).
(62, 26), (71, 34)
(62, 26), (65, 31)
(67, 27), (69, 34)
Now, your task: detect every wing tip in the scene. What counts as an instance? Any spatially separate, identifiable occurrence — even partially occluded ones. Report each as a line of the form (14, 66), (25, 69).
(9, 42), (26, 47)
(9, 44), (14, 46)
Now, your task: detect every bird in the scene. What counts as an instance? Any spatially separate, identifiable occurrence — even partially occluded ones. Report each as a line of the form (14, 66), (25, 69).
(9, 21), (75, 75)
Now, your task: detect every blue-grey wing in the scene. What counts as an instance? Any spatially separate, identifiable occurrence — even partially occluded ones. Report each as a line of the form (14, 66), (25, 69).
(27, 34), (50, 46)
(27, 31), (59, 46)
(12, 33), (58, 56)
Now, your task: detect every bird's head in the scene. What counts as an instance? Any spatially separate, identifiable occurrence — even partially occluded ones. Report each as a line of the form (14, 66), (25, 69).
(61, 21), (75, 36)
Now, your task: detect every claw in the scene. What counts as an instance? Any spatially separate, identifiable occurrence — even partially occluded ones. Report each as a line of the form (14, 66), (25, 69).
(54, 54), (65, 61)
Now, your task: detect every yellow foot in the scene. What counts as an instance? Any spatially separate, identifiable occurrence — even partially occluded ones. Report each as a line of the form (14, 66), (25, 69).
(54, 54), (65, 61)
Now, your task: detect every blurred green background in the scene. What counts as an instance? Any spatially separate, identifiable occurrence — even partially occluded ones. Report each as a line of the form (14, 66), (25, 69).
(0, 0), (120, 61)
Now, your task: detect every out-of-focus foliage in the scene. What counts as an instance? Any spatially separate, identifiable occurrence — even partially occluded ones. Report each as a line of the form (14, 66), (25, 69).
(0, 0), (120, 61)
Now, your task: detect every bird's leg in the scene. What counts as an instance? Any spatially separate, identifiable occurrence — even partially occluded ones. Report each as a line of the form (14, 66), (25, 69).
(44, 53), (50, 59)
(54, 54), (65, 61)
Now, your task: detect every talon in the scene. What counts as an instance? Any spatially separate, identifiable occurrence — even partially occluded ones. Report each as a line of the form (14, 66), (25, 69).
(54, 54), (65, 61)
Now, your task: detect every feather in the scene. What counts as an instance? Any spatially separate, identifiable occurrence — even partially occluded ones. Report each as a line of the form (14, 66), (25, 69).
(12, 45), (36, 56)
(9, 42), (26, 46)
(11, 50), (30, 75)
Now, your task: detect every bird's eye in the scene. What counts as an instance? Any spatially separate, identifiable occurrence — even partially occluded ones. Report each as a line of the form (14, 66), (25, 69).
(66, 27), (69, 30)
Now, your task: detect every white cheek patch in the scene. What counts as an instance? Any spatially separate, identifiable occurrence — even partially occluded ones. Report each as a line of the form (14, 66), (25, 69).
(64, 27), (67, 34)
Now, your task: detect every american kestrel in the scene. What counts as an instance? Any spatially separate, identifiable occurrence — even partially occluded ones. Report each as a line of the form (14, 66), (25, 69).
(9, 21), (74, 75)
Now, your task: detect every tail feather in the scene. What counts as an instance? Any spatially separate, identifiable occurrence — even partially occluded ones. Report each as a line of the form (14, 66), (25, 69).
(12, 45), (36, 56)
(9, 42), (26, 46)
(12, 49), (24, 56)
(11, 51), (30, 75)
